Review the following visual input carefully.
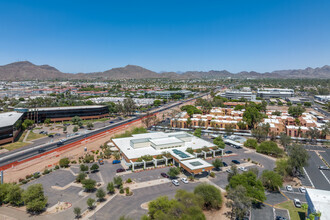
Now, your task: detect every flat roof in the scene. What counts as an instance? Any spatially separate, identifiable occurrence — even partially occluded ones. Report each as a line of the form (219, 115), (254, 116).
(170, 149), (195, 160)
(16, 105), (106, 112)
(0, 111), (24, 127)
(150, 137), (183, 146)
(306, 188), (330, 220)
(180, 158), (213, 171)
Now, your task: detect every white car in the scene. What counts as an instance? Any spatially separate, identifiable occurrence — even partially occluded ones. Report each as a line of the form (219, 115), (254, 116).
(181, 178), (189, 184)
(286, 185), (293, 192)
(172, 179), (180, 186)
(293, 199), (302, 208)
(299, 187), (306, 193)
(239, 167), (248, 172)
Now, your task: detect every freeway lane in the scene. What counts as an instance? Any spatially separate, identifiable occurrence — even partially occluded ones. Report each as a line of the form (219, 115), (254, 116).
(0, 93), (208, 169)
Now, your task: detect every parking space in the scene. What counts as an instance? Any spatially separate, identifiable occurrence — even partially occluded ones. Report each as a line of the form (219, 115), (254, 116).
(99, 161), (124, 183)
(320, 151), (330, 165)
(264, 192), (287, 206)
(275, 208), (290, 220)
(251, 203), (274, 220)
(121, 167), (171, 183)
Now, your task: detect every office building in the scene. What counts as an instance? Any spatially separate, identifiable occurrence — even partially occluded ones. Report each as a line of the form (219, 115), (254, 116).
(305, 188), (330, 220)
(257, 88), (294, 99)
(0, 112), (24, 145)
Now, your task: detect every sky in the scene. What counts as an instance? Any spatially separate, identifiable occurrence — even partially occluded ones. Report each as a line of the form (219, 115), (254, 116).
(0, 0), (330, 73)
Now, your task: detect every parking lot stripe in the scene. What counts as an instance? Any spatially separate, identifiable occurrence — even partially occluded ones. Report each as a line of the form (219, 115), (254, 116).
(320, 170), (330, 185)
(279, 190), (290, 201)
(303, 167), (315, 188)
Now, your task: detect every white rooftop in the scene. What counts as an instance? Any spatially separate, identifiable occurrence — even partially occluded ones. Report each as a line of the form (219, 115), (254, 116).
(150, 137), (183, 146)
(306, 188), (330, 220)
(112, 131), (215, 160)
(180, 158), (213, 171)
(0, 111), (24, 127)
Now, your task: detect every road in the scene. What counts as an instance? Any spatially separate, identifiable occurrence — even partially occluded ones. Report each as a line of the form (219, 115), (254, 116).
(0, 94), (208, 168)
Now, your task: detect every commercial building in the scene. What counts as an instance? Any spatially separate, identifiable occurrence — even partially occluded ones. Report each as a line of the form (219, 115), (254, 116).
(219, 90), (256, 101)
(305, 188), (330, 220)
(314, 95), (330, 104)
(145, 90), (193, 99)
(88, 97), (156, 106)
(112, 131), (221, 175)
(15, 105), (109, 123)
(257, 88), (294, 99)
(0, 112), (24, 145)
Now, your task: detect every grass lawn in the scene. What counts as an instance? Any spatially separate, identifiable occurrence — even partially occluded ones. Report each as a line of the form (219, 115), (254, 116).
(277, 200), (306, 220)
(3, 131), (28, 151)
(26, 131), (47, 142)
(82, 117), (109, 125)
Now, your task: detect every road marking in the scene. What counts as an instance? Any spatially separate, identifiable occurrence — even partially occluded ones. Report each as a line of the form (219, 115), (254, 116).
(280, 190), (290, 201)
(320, 170), (330, 185)
(303, 167), (315, 188)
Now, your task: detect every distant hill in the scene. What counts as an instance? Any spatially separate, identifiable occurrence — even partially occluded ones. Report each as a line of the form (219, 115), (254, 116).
(0, 61), (329, 80)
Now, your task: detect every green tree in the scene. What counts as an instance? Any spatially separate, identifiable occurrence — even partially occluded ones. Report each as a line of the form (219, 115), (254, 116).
(80, 164), (89, 172)
(287, 144), (309, 177)
(87, 122), (94, 130)
(76, 172), (87, 183)
(288, 106), (305, 117)
(279, 133), (291, 149)
(212, 158), (223, 171)
(6, 184), (24, 206)
(226, 185), (251, 220)
(186, 147), (194, 154)
(193, 128), (202, 138)
(260, 170), (283, 191)
(87, 198), (95, 209)
(256, 141), (283, 157)
(44, 118), (51, 125)
(213, 135), (225, 149)
(90, 163), (99, 172)
(0, 183), (11, 204)
(252, 123), (270, 142)
(237, 121), (247, 130)
(113, 152), (121, 160)
(22, 184), (47, 213)
(243, 106), (263, 129)
(22, 119), (34, 130)
(153, 100), (161, 107)
(194, 183), (222, 210)
(275, 158), (289, 177)
(73, 126), (79, 133)
(227, 165), (239, 182)
(167, 167), (180, 179)
(73, 207), (81, 218)
(71, 116), (82, 125)
(59, 157), (70, 168)
(96, 188), (106, 201)
(244, 139), (258, 149)
(113, 176), (123, 188)
(225, 124), (235, 136)
(82, 179), (96, 192)
(107, 182), (115, 194)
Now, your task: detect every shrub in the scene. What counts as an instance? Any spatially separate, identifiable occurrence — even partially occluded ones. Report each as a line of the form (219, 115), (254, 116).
(210, 172), (215, 178)
(256, 141), (284, 157)
(76, 172), (87, 183)
(33, 173), (40, 179)
(54, 165), (59, 170)
(194, 183), (222, 210)
(71, 160), (77, 164)
(59, 158), (70, 168)
(126, 178), (132, 183)
(119, 186), (124, 194)
(244, 139), (258, 149)
(42, 169), (51, 175)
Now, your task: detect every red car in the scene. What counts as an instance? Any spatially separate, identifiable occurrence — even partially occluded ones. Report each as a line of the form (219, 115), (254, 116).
(161, 173), (169, 178)
(116, 168), (125, 173)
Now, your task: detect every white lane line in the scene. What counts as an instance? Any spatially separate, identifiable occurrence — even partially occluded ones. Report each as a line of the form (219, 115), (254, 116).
(303, 167), (315, 188)
(320, 170), (330, 185)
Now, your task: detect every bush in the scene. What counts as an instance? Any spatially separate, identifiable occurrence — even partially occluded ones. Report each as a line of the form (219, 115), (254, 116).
(42, 169), (51, 175)
(71, 160), (77, 164)
(96, 188), (106, 201)
(22, 184), (47, 213)
(84, 154), (94, 163)
(26, 174), (33, 179)
(76, 172), (87, 183)
(194, 183), (222, 210)
(87, 198), (95, 209)
(82, 179), (96, 192)
(126, 178), (132, 183)
(59, 158), (70, 168)
(90, 163), (99, 172)
(54, 165), (59, 170)
(33, 173), (40, 179)
(107, 182), (115, 194)
(256, 141), (284, 157)
(210, 172), (215, 178)
(119, 186), (124, 194)
(244, 139), (258, 149)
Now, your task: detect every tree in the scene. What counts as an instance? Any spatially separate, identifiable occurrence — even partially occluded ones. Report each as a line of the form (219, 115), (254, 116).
(44, 118), (51, 125)
(226, 185), (251, 220)
(82, 179), (96, 192)
(76, 172), (87, 183)
(63, 126), (67, 133)
(279, 133), (291, 149)
(96, 188), (106, 201)
(243, 106), (263, 129)
(256, 141), (283, 157)
(244, 139), (258, 149)
(113, 152), (121, 160)
(87, 122), (94, 130)
(193, 128), (202, 138)
(90, 163), (99, 172)
(113, 176), (123, 188)
(22, 119), (34, 130)
(287, 144), (309, 176)
(107, 182), (115, 194)
(87, 198), (95, 209)
(6, 184), (24, 206)
(227, 171), (266, 202)
(71, 116), (82, 125)
(288, 106), (305, 117)
(142, 112), (156, 128)
(22, 184), (47, 213)
(194, 183), (222, 210)
(104, 148), (111, 158)
(0, 183), (11, 205)
(186, 147), (194, 154)
(260, 170), (283, 191)
(275, 158), (289, 177)
(306, 127), (320, 142)
(213, 135), (225, 149)
(237, 121), (247, 130)
(80, 164), (89, 172)
(227, 165), (239, 182)
(73, 207), (81, 218)
(73, 126), (79, 133)
(153, 100), (161, 107)
(212, 158), (223, 171)
(58, 157), (70, 168)
(123, 97), (137, 115)
(252, 123), (270, 142)
(175, 189), (203, 209)
(225, 124), (235, 136)
(167, 167), (180, 179)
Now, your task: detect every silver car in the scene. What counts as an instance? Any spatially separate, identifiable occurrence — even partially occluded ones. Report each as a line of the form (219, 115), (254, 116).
(172, 179), (180, 186)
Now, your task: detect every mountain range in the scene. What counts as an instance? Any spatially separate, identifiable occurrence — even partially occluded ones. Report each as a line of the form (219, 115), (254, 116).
(0, 61), (329, 80)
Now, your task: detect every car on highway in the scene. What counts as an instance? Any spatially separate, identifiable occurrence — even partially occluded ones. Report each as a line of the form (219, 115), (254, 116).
(222, 162), (228, 167)
(161, 173), (169, 178)
(55, 133), (61, 136)
(38, 149), (46, 153)
(112, 160), (121, 164)
(181, 177), (189, 184)
(225, 150), (233, 154)
(319, 165), (330, 170)
(299, 187), (306, 193)
(239, 167), (248, 172)
(276, 216), (287, 220)
(172, 179), (180, 186)
(116, 168), (125, 173)
(231, 160), (240, 164)
(286, 185), (293, 192)
(293, 199), (302, 208)
(109, 121), (114, 124)
(57, 141), (63, 146)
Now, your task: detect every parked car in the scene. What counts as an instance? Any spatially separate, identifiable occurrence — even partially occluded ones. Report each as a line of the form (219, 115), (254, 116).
(172, 179), (180, 186)
(98, 159), (104, 165)
(226, 169), (233, 173)
(112, 160), (121, 164)
(161, 173), (169, 178)
(239, 167), (248, 172)
(231, 160), (240, 164)
(181, 178), (189, 184)
(64, 123), (70, 126)
(39, 131), (45, 134)
(116, 168), (125, 173)
(319, 166), (330, 170)
(222, 162), (228, 167)
(48, 134), (54, 138)
(299, 187), (306, 193)
(225, 151), (233, 154)
(286, 185), (293, 192)
(276, 216), (287, 220)
(55, 133), (61, 136)
(293, 199), (302, 208)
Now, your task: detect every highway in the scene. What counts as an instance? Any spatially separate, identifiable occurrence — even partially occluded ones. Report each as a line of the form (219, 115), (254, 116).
(0, 94), (206, 169)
